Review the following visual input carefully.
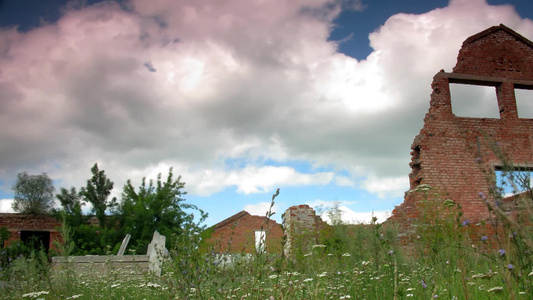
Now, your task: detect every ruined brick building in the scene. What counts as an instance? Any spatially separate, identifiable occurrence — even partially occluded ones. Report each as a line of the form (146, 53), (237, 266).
(0, 214), (62, 252)
(204, 210), (284, 253)
(388, 24), (533, 240)
(204, 205), (325, 255)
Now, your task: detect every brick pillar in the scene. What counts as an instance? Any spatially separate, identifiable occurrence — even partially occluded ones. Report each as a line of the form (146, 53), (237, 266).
(497, 82), (518, 120)
(283, 205), (321, 258)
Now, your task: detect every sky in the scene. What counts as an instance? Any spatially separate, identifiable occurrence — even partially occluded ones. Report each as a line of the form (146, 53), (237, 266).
(0, 0), (532, 226)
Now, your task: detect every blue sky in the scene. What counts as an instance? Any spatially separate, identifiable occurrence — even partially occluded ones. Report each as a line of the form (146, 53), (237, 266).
(0, 0), (532, 226)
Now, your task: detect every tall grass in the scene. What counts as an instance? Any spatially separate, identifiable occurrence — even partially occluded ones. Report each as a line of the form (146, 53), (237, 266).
(2, 178), (533, 299)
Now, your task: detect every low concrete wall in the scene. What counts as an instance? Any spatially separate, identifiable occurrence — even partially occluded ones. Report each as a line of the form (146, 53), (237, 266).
(52, 255), (150, 278)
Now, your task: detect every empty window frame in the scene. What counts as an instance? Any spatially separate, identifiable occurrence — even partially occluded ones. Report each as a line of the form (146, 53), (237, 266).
(450, 84), (500, 118)
(515, 88), (533, 119)
(255, 230), (265, 253)
(494, 166), (533, 198)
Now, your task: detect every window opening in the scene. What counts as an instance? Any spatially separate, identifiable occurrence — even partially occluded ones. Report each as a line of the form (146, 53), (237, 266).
(450, 84), (500, 118)
(20, 231), (50, 253)
(515, 88), (533, 118)
(255, 230), (265, 253)
(494, 167), (533, 199)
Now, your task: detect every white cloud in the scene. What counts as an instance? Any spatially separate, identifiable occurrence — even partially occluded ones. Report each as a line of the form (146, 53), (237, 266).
(244, 201), (278, 218)
(0, 199), (14, 213)
(361, 176), (409, 198)
(306, 199), (390, 224)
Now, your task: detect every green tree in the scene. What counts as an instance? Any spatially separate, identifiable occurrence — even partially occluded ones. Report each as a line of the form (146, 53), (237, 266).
(12, 172), (55, 214)
(119, 167), (206, 253)
(55, 187), (83, 227)
(80, 163), (117, 228)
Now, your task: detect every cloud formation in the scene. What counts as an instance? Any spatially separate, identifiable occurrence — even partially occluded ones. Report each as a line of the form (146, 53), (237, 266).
(0, 0), (532, 212)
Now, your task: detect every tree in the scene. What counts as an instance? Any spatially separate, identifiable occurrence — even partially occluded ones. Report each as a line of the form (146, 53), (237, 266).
(12, 172), (55, 214)
(56, 187), (84, 227)
(119, 167), (206, 253)
(80, 163), (117, 228)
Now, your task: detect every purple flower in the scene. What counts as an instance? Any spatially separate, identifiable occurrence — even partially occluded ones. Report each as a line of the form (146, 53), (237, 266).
(462, 220), (470, 226)
(478, 192), (487, 200)
(498, 249), (506, 256)
(481, 236), (488, 241)
(421, 279), (427, 289)
(508, 264), (514, 270)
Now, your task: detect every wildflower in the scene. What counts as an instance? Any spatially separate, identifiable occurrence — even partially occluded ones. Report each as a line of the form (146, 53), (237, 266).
(462, 220), (470, 226)
(312, 244), (326, 249)
(498, 249), (505, 256)
(66, 295), (83, 300)
(406, 294), (414, 297)
(318, 272), (327, 278)
(434, 295), (439, 298)
(421, 279), (427, 289)
(478, 192), (487, 200)
(303, 278), (313, 282)
(22, 291), (50, 298)
(481, 236), (488, 241)
(487, 286), (503, 293)
(342, 253), (351, 257)
(269, 274), (278, 279)
(388, 250), (394, 255)
(508, 264), (514, 270)
(340, 296), (351, 299)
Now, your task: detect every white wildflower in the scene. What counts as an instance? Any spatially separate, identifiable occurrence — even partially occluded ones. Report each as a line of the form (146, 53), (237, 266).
(22, 291), (49, 298)
(342, 253), (351, 257)
(487, 287), (503, 293)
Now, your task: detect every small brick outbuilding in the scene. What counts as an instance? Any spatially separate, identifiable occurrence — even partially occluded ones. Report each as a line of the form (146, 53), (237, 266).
(0, 213), (62, 252)
(204, 211), (284, 254)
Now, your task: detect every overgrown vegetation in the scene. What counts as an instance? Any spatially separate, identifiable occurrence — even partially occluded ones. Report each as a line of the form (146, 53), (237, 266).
(2, 147), (533, 298)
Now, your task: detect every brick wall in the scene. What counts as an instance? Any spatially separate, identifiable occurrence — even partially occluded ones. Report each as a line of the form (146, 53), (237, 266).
(0, 213), (62, 251)
(283, 205), (326, 257)
(387, 25), (533, 245)
(205, 211), (284, 253)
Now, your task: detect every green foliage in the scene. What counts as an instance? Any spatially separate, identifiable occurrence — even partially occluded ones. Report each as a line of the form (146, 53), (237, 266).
(0, 226), (9, 248)
(12, 172), (55, 214)
(80, 163), (117, 228)
(54, 187), (84, 227)
(119, 167), (207, 254)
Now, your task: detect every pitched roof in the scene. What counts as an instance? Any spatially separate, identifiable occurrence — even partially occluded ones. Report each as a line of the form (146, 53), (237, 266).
(211, 210), (250, 231)
(463, 24), (533, 48)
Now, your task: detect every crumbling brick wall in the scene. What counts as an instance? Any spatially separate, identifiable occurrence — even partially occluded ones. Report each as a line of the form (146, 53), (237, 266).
(283, 205), (326, 257)
(0, 213), (62, 252)
(205, 211), (284, 253)
(388, 24), (533, 242)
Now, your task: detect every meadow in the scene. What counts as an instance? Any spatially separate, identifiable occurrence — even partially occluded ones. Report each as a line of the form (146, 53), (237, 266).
(1, 183), (533, 300)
